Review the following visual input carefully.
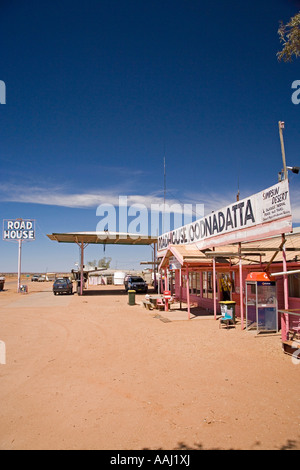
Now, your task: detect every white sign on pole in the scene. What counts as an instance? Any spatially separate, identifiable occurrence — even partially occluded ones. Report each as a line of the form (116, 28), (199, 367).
(3, 219), (35, 240)
(2, 219), (36, 292)
(158, 180), (292, 251)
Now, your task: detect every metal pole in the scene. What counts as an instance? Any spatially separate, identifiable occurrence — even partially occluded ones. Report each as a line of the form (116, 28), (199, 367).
(17, 239), (22, 293)
(80, 241), (84, 296)
(282, 235), (289, 310)
(282, 234), (289, 342)
(279, 121), (288, 181)
(270, 269), (300, 277)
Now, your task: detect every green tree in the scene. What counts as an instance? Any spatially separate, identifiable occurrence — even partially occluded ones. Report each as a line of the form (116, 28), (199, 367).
(98, 257), (112, 269)
(87, 257), (112, 269)
(277, 11), (300, 62)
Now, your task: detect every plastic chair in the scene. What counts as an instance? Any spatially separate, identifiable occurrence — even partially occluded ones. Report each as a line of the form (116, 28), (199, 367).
(156, 298), (165, 310)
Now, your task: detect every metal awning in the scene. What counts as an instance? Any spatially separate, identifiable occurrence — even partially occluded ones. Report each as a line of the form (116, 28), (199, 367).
(47, 232), (157, 296)
(47, 231), (157, 245)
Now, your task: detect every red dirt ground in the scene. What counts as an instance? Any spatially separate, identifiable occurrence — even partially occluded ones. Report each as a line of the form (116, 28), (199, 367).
(0, 278), (299, 450)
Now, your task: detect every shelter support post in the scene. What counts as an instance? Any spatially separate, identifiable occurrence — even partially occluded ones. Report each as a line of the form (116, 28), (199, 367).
(80, 241), (84, 296)
(239, 254), (244, 330)
(186, 267), (191, 320)
(213, 257), (217, 320)
(153, 242), (157, 291)
(282, 234), (289, 341)
(180, 269), (182, 310)
(160, 270), (164, 294)
(75, 240), (89, 296)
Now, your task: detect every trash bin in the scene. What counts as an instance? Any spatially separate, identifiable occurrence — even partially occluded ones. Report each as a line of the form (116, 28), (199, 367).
(128, 290), (136, 306)
(219, 301), (236, 322)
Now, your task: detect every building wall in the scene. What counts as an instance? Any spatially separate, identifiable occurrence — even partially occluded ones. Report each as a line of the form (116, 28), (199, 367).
(173, 262), (300, 322)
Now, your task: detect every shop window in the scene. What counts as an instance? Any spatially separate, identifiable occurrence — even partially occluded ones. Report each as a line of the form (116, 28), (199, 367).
(196, 273), (201, 296)
(288, 273), (300, 298)
(207, 271), (213, 299)
(231, 272), (235, 293)
(203, 272), (207, 298)
(189, 272), (197, 295)
(220, 273), (232, 301)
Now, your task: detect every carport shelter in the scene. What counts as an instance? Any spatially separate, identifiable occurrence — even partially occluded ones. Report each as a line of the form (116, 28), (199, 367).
(47, 232), (157, 295)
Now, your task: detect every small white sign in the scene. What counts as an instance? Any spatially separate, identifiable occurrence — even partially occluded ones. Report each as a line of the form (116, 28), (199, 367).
(3, 219), (35, 241)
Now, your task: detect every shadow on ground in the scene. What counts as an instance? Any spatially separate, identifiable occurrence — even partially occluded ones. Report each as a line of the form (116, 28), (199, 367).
(143, 438), (300, 450)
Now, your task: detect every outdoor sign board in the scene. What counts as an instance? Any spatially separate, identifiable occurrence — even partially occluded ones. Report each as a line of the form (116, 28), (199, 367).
(2, 219), (36, 293)
(3, 219), (35, 241)
(158, 180), (292, 251)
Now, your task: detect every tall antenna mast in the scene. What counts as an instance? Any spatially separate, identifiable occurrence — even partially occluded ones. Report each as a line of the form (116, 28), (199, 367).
(164, 155), (166, 206)
(163, 148), (166, 233)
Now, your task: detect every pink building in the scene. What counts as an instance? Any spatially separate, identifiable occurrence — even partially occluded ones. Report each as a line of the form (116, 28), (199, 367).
(157, 180), (300, 354)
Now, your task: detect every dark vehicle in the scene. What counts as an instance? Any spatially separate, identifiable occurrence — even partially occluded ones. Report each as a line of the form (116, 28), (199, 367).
(124, 275), (148, 293)
(53, 278), (73, 295)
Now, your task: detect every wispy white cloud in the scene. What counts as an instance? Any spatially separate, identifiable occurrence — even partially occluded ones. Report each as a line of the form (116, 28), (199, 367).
(0, 182), (184, 211)
(184, 190), (236, 216)
(1, 181), (299, 225)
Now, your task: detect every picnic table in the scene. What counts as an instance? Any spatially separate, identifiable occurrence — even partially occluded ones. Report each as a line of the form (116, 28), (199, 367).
(141, 294), (165, 310)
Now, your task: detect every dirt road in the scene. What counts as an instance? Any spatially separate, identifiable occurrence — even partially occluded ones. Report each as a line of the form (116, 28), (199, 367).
(0, 280), (299, 450)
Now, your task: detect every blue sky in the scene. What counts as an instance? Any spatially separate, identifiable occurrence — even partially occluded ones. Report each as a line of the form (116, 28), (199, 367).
(0, 0), (299, 273)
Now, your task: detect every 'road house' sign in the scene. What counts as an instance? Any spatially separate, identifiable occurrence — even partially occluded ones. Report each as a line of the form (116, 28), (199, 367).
(3, 219), (35, 241)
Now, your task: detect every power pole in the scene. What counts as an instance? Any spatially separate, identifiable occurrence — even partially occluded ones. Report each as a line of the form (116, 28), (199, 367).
(278, 121), (288, 180)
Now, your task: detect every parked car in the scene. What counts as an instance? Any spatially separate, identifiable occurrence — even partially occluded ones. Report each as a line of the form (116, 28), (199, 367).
(31, 274), (40, 282)
(124, 275), (148, 293)
(53, 278), (73, 295)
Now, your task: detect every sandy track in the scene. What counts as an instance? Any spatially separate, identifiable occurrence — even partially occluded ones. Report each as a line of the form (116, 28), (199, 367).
(0, 280), (299, 450)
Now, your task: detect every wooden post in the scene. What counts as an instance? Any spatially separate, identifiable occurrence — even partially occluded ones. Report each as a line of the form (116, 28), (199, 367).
(180, 268), (182, 310)
(213, 257), (217, 320)
(239, 243), (244, 329)
(153, 242), (157, 291)
(186, 266), (191, 320)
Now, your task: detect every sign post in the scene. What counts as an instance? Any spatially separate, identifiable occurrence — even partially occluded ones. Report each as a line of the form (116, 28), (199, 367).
(2, 219), (35, 292)
(17, 239), (22, 293)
